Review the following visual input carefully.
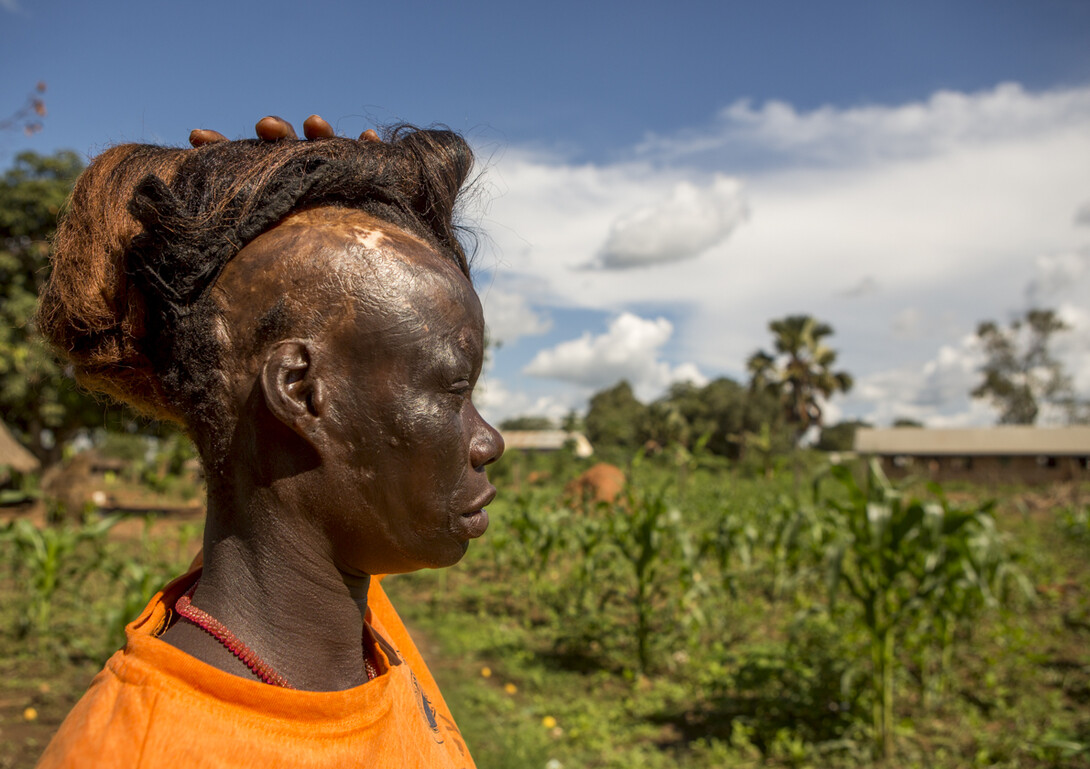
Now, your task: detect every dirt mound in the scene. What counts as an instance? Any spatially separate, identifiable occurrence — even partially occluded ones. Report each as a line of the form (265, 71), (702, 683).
(564, 463), (626, 507)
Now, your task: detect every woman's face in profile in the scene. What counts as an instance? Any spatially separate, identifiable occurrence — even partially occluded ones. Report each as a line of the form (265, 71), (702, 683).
(316, 233), (504, 576)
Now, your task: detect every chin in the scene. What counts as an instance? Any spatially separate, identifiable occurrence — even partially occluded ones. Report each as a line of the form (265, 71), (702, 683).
(422, 540), (471, 571)
(374, 540), (470, 575)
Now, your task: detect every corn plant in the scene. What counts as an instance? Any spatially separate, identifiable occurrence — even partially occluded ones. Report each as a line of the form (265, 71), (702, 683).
(818, 460), (1017, 760)
(913, 496), (1033, 707)
(701, 507), (757, 599)
(506, 490), (568, 577)
(103, 559), (160, 655)
(609, 484), (698, 675)
(101, 515), (199, 656)
(561, 511), (610, 616)
(1, 514), (118, 648)
(763, 495), (833, 602)
(1059, 504), (1090, 543)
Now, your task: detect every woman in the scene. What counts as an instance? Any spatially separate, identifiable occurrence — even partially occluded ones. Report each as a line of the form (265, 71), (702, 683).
(35, 116), (503, 768)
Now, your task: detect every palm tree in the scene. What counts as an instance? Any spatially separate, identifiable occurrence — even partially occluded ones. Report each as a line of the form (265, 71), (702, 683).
(747, 315), (853, 444)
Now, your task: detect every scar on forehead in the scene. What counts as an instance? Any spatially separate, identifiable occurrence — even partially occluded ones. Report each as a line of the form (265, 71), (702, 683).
(277, 208), (427, 253)
(343, 226), (394, 250)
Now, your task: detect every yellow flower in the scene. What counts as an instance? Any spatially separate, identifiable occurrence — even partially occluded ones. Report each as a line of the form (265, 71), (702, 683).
(23, 707), (38, 722)
(542, 715), (557, 729)
(504, 682), (518, 695)
(480, 666), (492, 678)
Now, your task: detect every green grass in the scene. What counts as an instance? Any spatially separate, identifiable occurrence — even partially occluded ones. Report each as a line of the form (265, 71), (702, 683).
(2, 453), (1088, 768)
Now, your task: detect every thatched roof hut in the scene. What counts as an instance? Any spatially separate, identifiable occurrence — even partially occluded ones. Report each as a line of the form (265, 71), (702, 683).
(0, 420), (40, 474)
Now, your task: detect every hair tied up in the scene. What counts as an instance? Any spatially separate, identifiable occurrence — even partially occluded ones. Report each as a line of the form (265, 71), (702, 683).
(38, 128), (475, 423)
(126, 155), (336, 314)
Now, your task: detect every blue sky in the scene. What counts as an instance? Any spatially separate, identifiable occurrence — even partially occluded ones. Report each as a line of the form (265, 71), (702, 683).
(4, 1), (1090, 427)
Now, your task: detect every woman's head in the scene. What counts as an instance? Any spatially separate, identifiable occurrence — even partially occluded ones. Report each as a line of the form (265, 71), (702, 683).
(238, 208), (502, 572)
(207, 205), (503, 573)
(38, 128), (475, 461)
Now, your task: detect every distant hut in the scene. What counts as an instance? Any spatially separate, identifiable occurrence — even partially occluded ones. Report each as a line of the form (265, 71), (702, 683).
(500, 430), (594, 459)
(855, 426), (1090, 484)
(0, 420), (40, 476)
(498, 430), (594, 490)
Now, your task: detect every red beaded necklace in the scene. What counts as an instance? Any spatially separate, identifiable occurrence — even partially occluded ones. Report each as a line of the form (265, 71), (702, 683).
(175, 583), (378, 687)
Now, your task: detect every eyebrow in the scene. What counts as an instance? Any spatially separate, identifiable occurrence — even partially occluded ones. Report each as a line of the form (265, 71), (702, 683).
(456, 327), (483, 361)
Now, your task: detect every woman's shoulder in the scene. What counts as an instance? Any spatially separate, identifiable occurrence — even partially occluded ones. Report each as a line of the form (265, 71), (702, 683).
(38, 573), (475, 768)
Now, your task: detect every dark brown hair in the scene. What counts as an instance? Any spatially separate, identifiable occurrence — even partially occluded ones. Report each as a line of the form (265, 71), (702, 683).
(38, 129), (474, 436)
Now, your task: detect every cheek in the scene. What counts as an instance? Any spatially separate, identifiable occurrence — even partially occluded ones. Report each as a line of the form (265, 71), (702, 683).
(389, 394), (447, 446)
(410, 407), (470, 479)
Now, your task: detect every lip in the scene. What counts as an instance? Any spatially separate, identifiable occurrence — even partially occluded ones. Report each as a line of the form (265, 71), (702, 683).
(456, 487), (496, 540)
(458, 509), (490, 540)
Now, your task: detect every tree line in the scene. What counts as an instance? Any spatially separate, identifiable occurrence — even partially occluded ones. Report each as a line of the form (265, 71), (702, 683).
(579, 314), (854, 458)
(573, 301), (1086, 458)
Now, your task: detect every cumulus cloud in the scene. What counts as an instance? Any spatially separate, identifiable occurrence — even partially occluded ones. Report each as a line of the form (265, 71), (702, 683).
(477, 82), (1090, 425)
(1025, 248), (1090, 306)
(523, 312), (706, 400)
(851, 297), (1090, 427)
(851, 335), (990, 426)
(593, 175), (746, 269)
(478, 288), (552, 345)
(474, 376), (572, 426)
(1052, 303), (1090, 397)
(639, 82), (1090, 167)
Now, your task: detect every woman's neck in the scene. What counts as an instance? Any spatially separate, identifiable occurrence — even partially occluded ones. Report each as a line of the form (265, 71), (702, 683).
(163, 479), (373, 691)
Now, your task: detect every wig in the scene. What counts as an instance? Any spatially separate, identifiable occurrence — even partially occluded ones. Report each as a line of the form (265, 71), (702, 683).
(38, 129), (474, 442)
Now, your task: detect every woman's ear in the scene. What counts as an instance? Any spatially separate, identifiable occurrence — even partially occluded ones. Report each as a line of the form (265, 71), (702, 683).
(259, 339), (327, 444)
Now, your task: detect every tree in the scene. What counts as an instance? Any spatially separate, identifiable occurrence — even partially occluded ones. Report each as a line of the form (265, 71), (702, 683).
(971, 309), (1077, 425)
(747, 315), (854, 444)
(892, 418), (923, 428)
(499, 415), (555, 431)
(584, 380), (647, 450)
(652, 378), (786, 459)
(0, 151), (139, 464)
(815, 419), (871, 452)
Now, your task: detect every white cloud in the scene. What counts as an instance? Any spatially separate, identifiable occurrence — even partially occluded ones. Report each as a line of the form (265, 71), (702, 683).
(594, 175), (746, 269)
(478, 287), (552, 346)
(639, 82), (1090, 166)
(473, 376), (572, 427)
(1025, 248), (1090, 306)
(476, 82), (1090, 425)
(850, 293), (1090, 427)
(523, 312), (706, 400)
(1053, 303), (1090, 396)
(851, 335), (991, 427)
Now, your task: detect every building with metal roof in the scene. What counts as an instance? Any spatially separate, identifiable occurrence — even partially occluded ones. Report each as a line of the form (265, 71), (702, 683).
(854, 427), (1090, 484)
(499, 430), (594, 459)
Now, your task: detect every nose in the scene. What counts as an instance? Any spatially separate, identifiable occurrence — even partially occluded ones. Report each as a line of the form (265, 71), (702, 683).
(470, 409), (504, 469)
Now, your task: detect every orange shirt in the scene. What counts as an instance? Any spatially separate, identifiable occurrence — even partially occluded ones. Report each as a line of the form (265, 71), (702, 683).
(37, 571), (474, 768)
